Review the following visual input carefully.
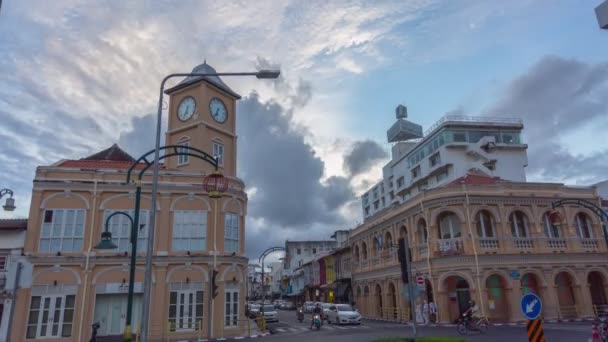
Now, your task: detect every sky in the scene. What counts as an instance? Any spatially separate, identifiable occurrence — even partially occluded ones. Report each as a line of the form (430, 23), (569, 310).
(1, 1), (608, 261)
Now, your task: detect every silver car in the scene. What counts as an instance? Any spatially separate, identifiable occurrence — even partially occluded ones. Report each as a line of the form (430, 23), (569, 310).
(326, 304), (361, 325)
(261, 304), (279, 323)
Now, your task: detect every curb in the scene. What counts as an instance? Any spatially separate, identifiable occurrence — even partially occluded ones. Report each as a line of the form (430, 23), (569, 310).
(172, 332), (271, 342)
(362, 316), (596, 327)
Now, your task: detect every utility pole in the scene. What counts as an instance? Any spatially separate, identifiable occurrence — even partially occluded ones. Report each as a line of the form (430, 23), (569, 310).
(398, 237), (417, 338)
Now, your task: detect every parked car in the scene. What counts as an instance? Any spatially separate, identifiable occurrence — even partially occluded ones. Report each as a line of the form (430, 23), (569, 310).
(284, 302), (296, 310)
(248, 304), (261, 318)
(326, 304), (361, 325)
(261, 304), (279, 323)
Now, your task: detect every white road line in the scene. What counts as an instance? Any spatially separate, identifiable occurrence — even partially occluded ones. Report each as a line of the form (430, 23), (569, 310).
(359, 325), (371, 329)
(276, 328), (286, 332)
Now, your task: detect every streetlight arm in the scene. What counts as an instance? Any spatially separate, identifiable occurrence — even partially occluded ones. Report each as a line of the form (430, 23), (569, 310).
(552, 199), (608, 222)
(0, 189), (14, 198)
(104, 211), (135, 233)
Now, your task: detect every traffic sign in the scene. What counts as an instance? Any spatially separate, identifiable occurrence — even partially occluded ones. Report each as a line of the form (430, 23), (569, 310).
(520, 293), (542, 320)
(416, 276), (425, 288)
(510, 270), (521, 280)
(526, 319), (545, 342)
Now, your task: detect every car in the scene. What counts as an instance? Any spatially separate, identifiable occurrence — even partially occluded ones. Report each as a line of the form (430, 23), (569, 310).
(261, 304), (279, 323)
(248, 304), (261, 318)
(321, 303), (332, 322)
(326, 304), (361, 325)
(284, 302), (296, 310)
(304, 301), (315, 313)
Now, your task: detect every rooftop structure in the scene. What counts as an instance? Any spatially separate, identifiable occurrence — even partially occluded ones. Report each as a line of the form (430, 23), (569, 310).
(362, 108), (528, 220)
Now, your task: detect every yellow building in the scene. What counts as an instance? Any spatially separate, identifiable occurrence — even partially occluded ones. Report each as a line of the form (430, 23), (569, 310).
(351, 174), (608, 323)
(11, 62), (250, 341)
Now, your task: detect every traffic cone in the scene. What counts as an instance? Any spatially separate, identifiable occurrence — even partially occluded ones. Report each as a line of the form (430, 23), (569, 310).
(592, 322), (601, 342)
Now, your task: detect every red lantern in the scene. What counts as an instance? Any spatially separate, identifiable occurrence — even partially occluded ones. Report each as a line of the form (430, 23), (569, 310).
(548, 210), (564, 226)
(203, 172), (229, 198)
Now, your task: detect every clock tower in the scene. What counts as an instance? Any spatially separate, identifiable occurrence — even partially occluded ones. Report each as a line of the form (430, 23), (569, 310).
(164, 62), (240, 177)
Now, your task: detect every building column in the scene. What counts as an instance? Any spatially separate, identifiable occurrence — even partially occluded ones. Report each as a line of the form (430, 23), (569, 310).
(542, 285), (560, 320)
(577, 283), (594, 318)
(507, 279), (523, 322)
(436, 290), (449, 324)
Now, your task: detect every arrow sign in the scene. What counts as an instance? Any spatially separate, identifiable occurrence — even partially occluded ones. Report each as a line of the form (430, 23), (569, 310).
(520, 293), (542, 320)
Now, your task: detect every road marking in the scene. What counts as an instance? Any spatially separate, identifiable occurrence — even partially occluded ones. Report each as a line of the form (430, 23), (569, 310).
(276, 328), (286, 332)
(288, 328), (298, 332)
(359, 325), (371, 329)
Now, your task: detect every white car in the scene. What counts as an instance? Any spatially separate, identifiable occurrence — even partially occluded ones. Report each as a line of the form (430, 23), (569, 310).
(326, 304), (362, 325)
(261, 304), (279, 323)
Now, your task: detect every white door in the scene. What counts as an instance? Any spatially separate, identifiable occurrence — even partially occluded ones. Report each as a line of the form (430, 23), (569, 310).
(36, 295), (65, 338)
(94, 294), (144, 336)
(176, 291), (196, 331)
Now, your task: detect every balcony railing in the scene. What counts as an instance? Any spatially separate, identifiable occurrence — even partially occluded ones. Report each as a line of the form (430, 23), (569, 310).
(413, 244), (429, 259)
(479, 238), (499, 250)
(579, 238), (600, 251)
(543, 237), (567, 250)
(435, 238), (464, 256)
(513, 237), (534, 250)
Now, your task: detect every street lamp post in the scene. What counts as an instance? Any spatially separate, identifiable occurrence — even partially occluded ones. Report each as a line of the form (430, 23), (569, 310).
(126, 145), (225, 341)
(141, 67), (279, 342)
(94, 211), (145, 341)
(0, 188), (16, 211)
(258, 247), (285, 302)
(551, 199), (608, 249)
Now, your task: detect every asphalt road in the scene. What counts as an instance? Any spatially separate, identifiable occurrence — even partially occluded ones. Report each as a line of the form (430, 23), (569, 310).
(263, 309), (592, 342)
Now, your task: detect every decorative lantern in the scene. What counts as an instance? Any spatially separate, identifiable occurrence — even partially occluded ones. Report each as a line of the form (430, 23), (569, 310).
(548, 210), (564, 226)
(2, 197), (15, 211)
(95, 231), (118, 249)
(203, 172), (229, 198)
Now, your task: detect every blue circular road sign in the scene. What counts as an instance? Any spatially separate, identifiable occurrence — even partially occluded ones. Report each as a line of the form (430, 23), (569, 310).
(520, 293), (542, 320)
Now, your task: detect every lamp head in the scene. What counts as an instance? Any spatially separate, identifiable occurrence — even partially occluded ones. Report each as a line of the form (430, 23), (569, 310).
(2, 197), (15, 211)
(256, 70), (281, 79)
(95, 231), (117, 249)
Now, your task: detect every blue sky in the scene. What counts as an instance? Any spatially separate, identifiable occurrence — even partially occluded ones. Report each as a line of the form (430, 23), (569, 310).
(1, 1), (608, 257)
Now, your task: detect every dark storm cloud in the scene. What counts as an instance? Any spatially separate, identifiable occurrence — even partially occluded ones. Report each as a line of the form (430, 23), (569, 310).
(118, 113), (166, 158)
(237, 92), (353, 227)
(343, 140), (388, 176)
(322, 176), (355, 211)
(483, 56), (608, 183)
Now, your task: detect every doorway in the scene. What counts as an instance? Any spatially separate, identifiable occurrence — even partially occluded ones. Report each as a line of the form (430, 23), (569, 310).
(93, 294), (143, 336)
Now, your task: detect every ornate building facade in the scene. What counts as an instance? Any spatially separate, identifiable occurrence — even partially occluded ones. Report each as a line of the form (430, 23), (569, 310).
(11, 62), (249, 341)
(351, 175), (608, 323)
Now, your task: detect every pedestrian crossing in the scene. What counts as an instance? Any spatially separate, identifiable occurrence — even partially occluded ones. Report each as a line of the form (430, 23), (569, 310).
(271, 323), (404, 334)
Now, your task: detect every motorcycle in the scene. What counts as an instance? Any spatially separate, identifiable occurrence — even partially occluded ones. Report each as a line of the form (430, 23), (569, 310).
(312, 314), (321, 330)
(297, 308), (304, 323)
(456, 312), (487, 335)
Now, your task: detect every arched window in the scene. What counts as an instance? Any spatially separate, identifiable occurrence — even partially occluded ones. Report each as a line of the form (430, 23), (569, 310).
(543, 212), (562, 238)
(385, 232), (393, 249)
(510, 211), (529, 238)
(439, 212), (461, 239)
(418, 220), (428, 244)
(354, 245), (360, 262)
(575, 213), (594, 238)
(362, 242), (368, 260)
(373, 236), (382, 256)
(476, 210), (495, 238)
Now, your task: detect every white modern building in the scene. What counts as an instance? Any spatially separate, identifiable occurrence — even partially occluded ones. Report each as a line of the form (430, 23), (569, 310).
(0, 219), (29, 342)
(362, 105), (528, 219)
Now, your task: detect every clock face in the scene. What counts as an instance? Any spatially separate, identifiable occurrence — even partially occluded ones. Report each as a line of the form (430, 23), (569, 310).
(177, 96), (196, 121)
(209, 98), (227, 123)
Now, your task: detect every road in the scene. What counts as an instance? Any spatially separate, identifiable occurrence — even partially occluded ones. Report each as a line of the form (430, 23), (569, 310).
(264, 309), (591, 342)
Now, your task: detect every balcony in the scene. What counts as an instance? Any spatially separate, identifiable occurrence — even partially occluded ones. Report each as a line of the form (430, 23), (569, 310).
(544, 237), (568, 250)
(479, 238), (499, 250)
(578, 238), (601, 251)
(414, 244), (429, 259)
(435, 238), (464, 256)
(513, 237), (535, 250)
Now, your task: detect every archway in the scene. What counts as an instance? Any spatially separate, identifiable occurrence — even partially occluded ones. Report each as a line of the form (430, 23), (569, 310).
(445, 276), (470, 322)
(375, 284), (383, 318)
(521, 273), (540, 295)
(425, 279), (434, 303)
(388, 282), (397, 319)
(588, 272), (607, 306)
(486, 274), (509, 321)
(362, 242), (368, 260)
(555, 272), (577, 318)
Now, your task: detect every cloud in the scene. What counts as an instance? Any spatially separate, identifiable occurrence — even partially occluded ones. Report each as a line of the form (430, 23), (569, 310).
(482, 56), (608, 184)
(343, 140), (388, 176)
(237, 92), (354, 227)
(118, 114), (167, 159)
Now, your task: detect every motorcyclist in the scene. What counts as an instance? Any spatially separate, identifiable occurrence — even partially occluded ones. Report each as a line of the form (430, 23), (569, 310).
(463, 300), (480, 328)
(311, 303), (322, 329)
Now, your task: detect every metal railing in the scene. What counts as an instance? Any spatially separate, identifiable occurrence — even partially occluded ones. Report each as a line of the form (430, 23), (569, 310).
(436, 238), (464, 256)
(594, 304), (608, 318)
(424, 115), (523, 136)
(558, 305), (578, 319)
(479, 237), (499, 250)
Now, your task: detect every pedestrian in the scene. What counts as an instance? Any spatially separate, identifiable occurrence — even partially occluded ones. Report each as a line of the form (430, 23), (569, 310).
(415, 301), (423, 323)
(422, 300), (429, 325)
(429, 301), (437, 323)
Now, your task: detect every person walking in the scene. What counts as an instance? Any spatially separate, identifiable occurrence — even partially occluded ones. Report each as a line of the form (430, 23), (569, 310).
(429, 301), (437, 323)
(422, 300), (430, 325)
